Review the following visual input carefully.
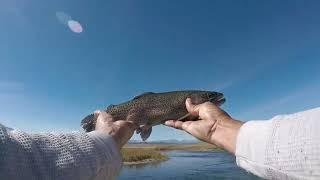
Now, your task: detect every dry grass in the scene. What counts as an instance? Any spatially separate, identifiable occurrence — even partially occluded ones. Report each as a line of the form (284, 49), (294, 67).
(124, 143), (222, 152)
(121, 143), (222, 163)
(150, 143), (222, 151)
(121, 148), (168, 162)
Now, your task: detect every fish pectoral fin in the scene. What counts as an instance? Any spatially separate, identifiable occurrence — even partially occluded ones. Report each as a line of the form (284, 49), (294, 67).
(176, 113), (198, 122)
(176, 113), (191, 121)
(140, 127), (152, 141)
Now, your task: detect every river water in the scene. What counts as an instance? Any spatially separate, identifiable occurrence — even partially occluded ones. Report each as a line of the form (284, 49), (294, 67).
(119, 150), (260, 180)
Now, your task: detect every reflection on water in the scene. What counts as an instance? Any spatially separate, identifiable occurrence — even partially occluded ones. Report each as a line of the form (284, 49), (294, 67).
(124, 161), (163, 169)
(119, 151), (261, 180)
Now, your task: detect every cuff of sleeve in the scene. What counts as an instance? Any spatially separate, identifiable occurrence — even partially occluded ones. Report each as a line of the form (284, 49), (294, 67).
(235, 120), (273, 177)
(88, 131), (123, 173)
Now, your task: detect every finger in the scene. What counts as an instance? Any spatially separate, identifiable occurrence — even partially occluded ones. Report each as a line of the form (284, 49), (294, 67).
(180, 121), (193, 131)
(164, 120), (174, 127)
(186, 98), (200, 116)
(97, 111), (114, 123)
(125, 121), (139, 130)
(164, 120), (184, 130)
(94, 110), (102, 119)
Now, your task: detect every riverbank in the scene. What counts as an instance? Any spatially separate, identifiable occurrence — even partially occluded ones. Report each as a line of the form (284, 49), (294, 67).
(119, 150), (260, 180)
(121, 148), (168, 165)
(121, 143), (222, 165)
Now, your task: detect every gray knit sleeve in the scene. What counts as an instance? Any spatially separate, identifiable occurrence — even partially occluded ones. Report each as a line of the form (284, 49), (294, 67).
(0, 124), (122, 180)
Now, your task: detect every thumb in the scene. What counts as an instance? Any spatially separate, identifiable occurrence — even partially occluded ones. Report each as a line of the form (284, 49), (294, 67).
(95, 110), (114, 123)
(186, 98), (200, 116)
(124, 121), (139, 131)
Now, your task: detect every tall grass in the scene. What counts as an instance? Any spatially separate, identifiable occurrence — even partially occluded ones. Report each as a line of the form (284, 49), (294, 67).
(151, 143), (222, 151)
(121, 143), (222, 163)
(121, 148), (168, 162)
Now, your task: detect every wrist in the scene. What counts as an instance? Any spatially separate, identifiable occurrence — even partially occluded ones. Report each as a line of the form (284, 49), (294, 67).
(211, 117), (243, 154)
(95, 129), (121, 149)
(111, 134), (123, 149)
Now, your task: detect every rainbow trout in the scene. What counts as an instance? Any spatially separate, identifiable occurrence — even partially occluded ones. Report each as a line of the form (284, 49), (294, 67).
(81, 90), (225, 141)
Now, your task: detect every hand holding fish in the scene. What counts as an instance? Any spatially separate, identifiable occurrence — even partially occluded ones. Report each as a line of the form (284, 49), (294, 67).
(165, 98), (243, 154)
(94, 110), (138, 149)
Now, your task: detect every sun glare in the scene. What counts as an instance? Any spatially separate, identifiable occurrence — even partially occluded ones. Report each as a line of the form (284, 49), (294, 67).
(56, 11), (83, 33)
(67, 20), (83, 33)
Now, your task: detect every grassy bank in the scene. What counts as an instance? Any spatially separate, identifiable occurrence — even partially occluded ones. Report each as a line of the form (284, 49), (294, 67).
(150, 143), (222, 151)
(121, 143), (222, 165)
(121, 148), (168, 164)
(124, 143), (222, 151)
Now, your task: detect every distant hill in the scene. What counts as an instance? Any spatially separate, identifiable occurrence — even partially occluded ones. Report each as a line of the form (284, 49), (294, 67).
(128, 139), (200, 144)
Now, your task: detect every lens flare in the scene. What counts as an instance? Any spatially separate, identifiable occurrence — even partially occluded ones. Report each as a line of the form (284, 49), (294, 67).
(67, 20), (83, 33)
(56, 11), (84, 33)
(56, 11), (71, 25)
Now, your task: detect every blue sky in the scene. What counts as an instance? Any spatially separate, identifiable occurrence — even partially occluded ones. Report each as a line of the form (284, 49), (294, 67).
(1, 0), (320, 140)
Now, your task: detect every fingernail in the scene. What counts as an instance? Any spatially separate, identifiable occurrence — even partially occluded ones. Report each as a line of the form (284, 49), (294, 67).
(94, 110), (101, 114)
(186, 98), (193, 105)
(94, 110), (101, 118)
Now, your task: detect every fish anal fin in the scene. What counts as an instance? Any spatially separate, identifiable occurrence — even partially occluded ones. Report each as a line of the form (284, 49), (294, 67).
(140, 126), (152, 141)
(136, 127), (142, 134)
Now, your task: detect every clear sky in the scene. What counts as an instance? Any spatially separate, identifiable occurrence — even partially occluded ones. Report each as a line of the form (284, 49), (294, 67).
(1, 0), (320, 140)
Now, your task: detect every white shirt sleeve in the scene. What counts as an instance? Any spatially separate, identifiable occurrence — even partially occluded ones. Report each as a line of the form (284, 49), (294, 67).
(235, 107), (320, 180)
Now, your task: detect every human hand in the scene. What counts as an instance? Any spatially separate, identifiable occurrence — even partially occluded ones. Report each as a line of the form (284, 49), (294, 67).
(165, 98), (243, 154)
(94, 111), (138, 149)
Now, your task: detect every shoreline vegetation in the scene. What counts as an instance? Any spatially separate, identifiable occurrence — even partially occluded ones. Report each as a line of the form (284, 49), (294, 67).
(121, 148), (168, 165)
(121, 143), (222, 165)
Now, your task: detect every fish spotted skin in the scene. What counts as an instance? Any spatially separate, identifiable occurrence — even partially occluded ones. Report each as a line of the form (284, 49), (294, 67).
(81, 90), (225, 141)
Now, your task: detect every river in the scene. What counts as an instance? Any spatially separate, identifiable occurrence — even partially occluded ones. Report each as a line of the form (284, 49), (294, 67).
(119, 150), (260, 180)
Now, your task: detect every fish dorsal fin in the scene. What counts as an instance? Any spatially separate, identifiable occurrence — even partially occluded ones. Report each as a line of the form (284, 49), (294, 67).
(106, 104), (115, 110)
(133, 92), (155, 100)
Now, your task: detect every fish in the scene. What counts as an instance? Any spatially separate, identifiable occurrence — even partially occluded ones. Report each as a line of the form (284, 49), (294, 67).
(81, 90), (225, 141)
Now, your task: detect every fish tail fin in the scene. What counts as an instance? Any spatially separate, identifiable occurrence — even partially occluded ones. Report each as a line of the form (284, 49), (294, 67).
(81, 113), (96, 132)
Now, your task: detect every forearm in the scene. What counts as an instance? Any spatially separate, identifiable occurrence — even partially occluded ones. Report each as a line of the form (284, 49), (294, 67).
(212, 117), (243, 154)
(0, 125), (122, 180)
(235, 107), (320, 179)
(87, 131), (123, 180)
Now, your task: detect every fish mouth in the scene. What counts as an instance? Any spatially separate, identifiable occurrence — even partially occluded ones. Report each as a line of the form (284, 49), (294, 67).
(208, 93), (225, 106)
